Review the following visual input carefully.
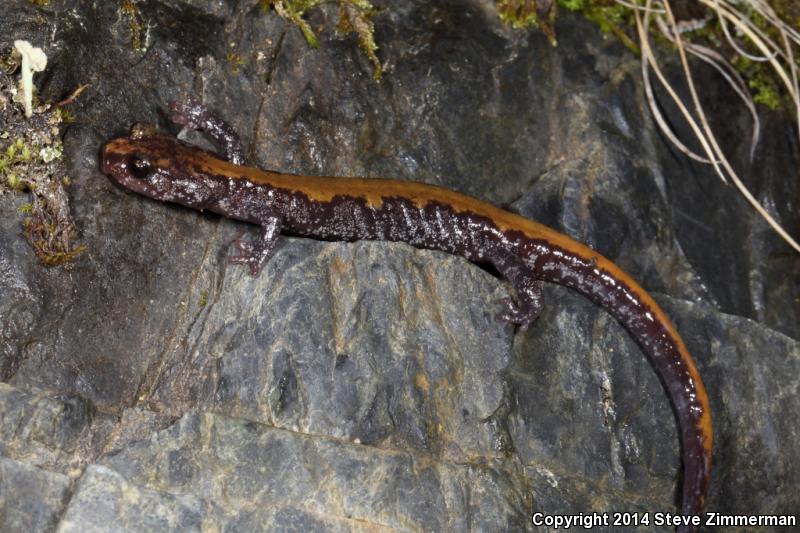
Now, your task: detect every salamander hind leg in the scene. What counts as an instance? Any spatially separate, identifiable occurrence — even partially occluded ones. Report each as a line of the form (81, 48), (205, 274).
(169, 97), (245, 165)
(491, 251), (544, 331)
(228, 213), (282, 276)
(498, 280), (544, 331)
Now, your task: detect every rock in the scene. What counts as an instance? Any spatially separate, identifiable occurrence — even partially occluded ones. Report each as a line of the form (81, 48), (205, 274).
(94, 411), (530, 530)
(0, 383), (93, 471)
(0, 457), (70, 532)
(58, 465), (219, 533)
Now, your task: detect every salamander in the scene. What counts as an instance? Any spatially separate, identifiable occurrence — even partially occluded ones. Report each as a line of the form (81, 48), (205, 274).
(101, 98), (712, 532)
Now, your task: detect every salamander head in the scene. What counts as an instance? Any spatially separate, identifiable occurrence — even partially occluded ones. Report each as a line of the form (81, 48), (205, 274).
(101, 124), (217, 208)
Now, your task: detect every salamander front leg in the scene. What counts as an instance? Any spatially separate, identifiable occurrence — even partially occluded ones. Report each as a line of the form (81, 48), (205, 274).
(229, 212), (282, 276)
(491, 251), (544, 331)
(169, 98), (245, 165)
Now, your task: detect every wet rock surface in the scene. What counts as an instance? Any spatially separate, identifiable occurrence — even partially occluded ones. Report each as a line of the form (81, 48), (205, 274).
(1, 0), (798, 531)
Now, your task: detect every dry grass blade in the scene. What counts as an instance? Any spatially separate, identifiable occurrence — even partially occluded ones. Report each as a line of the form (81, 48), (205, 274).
(663, 0), (800, 253)
(700, 0), (800, 114)
(640, 56), (719, 164)
(624, 0), (722, 163)
(685, 43), (760, 161)
(711, 0), (776, 62)
(704, 0), (800, 155)
(718, 2), (800, 154)
(636, 2), (725, 170)
(655, 17), (760, 161)
(744, 0), (800, 146)
(750, 0), (800, 43)
(621, 0), (800, 253)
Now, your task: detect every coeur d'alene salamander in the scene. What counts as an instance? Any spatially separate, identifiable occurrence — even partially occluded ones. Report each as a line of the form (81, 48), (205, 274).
(101, 99), (712, 532)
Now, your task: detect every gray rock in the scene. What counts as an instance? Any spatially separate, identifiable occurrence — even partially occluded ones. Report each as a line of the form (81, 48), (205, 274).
(0, 457), (70, 532)
(58, 465), (221, 533)
(0, 383), (93, 470)
(95, 411), (530, 531)
(149, 239), (512, 454)
(0, 0), (798, 531)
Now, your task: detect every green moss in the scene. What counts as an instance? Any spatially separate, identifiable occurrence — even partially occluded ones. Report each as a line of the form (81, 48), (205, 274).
(496, 0), (538, 29)
(559, 0), (588, 10)
(0, 100), (85, 266)
(752, 85), (781, 110)
(733, 56), (783, 111)
(725, 5), (797, 110)
(548, 1), (797, 110)
(261, 0), (382, 79)
(55, 108), (76, 124)
(7, 174), (23, 192)
(1, 139), (33, 188)
(495, 0), (557, 44)
(227, 53), (246, 74)
(261, 0), (324, 47)
(337, 1), (381, 79)
(121, 0), (146, 51)
(556, 0), (638, 53)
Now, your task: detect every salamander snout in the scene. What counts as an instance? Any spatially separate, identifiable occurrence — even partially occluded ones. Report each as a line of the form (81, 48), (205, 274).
(100, 138), (162, 197)
(101, 135), (215, 208)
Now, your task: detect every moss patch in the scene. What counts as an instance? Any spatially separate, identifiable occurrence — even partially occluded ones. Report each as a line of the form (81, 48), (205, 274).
(261, 0), (382, 79)
(0, 61), (85, 266)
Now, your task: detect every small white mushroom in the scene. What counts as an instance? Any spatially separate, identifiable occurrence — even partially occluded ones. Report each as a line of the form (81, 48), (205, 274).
(14, 40), (48, 118)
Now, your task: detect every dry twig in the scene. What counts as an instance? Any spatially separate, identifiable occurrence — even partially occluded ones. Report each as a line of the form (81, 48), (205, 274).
(625, 0), (800, 253)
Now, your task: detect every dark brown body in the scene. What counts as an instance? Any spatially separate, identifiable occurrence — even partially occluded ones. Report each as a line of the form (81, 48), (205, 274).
(101, 104), (712, 531)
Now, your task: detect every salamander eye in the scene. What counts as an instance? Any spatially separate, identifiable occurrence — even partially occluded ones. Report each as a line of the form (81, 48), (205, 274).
(128, 155), (151, 179)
